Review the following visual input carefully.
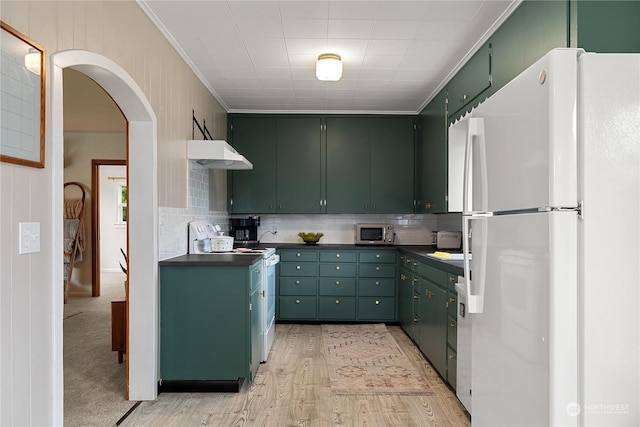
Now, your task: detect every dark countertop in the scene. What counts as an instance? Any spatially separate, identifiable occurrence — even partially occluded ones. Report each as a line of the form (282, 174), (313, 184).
(159, 253), (263, 267)
(159, 244), (468, 275)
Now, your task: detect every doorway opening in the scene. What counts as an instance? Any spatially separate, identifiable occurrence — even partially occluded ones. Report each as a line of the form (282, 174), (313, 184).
(52, 50), (159, 423)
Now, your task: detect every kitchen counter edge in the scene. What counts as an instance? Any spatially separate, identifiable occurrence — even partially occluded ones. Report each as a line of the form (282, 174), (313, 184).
(159, 253), (263, 267)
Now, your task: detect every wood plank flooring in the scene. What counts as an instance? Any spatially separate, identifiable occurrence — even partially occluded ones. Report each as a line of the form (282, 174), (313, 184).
(120, 324), (470, 426)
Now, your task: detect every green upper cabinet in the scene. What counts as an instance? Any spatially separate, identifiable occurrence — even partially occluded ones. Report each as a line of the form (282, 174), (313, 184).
(446, 43), (492, 120)
(572, 1), (640, 53)
(370, 117), (415, 214)
(326, 116), (414, 214)
(416, 89), (447, 213)
(229, 115), (322, 214)
(326, 117), (371, 213)
(488, 0), (567, 96)
(228, 117), (277, 213)
(276, 117), (322, 213)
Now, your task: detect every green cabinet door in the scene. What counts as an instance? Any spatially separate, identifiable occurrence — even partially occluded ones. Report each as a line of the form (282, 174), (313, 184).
(398, 256), (414, 338)
(276, 117), (322, 213)
(229, 117), (277, 213)
(160, 265), (250, 381)
(418, 278), (448, 378)
(447, 43), (492, 120)
(488, 0), (567, 97)
(574, 1), (640, 53)
(370, 117), (414, 213)
(416, 89), (448, 213)
(326, 117), (371, 213)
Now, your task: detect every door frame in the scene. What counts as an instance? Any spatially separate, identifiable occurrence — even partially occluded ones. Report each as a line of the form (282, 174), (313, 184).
(91, 159), (127, 297)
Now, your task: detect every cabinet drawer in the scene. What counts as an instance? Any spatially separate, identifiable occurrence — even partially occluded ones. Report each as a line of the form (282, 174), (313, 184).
(447, 317), (457, 351)
(319, 251), (357, 263)
(359, 264), (395, 278)
(279, 296), (317, 319)
(358, 297), (395, 321)
(448, 292), (457, 319)
(358, 278), (395, 297)
(319, 278), (356, 296)
(279, 262), (317, 277)
(279, 250), (318, 262)
(319, 263), (357, 277)
(420, 263), (448, 287)
(318, 297), (356, 320)
(358, 251), (396, 264)
(279, 277), (317, 296)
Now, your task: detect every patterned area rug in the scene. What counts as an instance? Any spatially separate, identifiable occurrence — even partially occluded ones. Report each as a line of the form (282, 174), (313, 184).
(322, 323), (434, 395)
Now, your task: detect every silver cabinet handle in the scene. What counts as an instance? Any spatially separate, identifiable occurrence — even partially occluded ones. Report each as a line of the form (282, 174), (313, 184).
(336, 266), (340, 270)
(295, 280), (301, 285)
(375, 300), (380, 305)
(336, 253), (340, 258)
(375, 266), (380, 271)
(295, 299), (300, 304)
(375, 281), (380, 286)
(335, 299), (340, 304)
(296, 265), (301, 270)
(335, 281), (340, 285)
(376, 254), (381, 258)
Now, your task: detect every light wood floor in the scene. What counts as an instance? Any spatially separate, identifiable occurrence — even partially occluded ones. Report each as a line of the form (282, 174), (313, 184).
(120, 324), (470, 426)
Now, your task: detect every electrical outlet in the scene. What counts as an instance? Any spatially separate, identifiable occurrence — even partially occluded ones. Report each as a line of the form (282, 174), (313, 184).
(19, 222), (41, 254)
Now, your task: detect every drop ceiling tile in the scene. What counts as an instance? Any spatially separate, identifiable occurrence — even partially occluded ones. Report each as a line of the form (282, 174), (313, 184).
(328, 1), (379, 20)
(218, 67), (258, 80)
(371, 21), (420, 40)
(423, 1), (484, 21)
(285, 38), (329, 55)
(236, 19), (284, 39)
(358, 68), (396, 80)
(328, 20), (375, 39)
(283, 19), (328, 39)
(228, 1), (281, 20)
(279, 1), (329, 19)
(361, 55), (404, 70)
(376, 2), (431, 20)
(326, 39), (369, 57)
(414, 20), (469, 40)
(366, 39), (411, 56)
(254, 68), (292, 80)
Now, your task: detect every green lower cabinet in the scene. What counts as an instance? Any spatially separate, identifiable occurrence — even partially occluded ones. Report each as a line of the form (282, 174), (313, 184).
(418, 275), (448, 379)
(319, 297), (356, 320)
(279, 296), (317, 319)
(277, 248), (397, 322)
(160, 263), (259, 382)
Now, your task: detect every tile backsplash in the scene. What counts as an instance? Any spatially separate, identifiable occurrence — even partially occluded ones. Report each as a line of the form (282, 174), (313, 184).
(239, 213), (462, 246)
(160, 162), (462, 259)
(159, 163), (228, 260)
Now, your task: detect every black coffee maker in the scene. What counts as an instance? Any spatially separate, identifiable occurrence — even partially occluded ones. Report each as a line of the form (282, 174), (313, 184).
(229, 216), (260, 247)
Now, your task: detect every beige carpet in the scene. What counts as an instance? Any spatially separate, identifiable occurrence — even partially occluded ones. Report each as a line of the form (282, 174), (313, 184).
(322, 323), (434, 396)
(64, 272), (136, 426)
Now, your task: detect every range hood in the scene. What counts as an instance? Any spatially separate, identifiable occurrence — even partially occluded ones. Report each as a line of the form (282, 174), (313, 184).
(187, 140), (253, 170)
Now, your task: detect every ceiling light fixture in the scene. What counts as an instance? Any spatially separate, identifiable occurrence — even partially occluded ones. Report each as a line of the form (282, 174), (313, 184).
(316, 53), (342, 81)
(24, 49), (41, 75)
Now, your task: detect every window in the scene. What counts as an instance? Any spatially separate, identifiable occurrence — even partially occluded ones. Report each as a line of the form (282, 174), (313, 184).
(117, 185), (127, 224)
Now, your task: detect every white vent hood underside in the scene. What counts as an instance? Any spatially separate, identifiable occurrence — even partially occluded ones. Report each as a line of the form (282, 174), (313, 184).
(187, 140), (253, 170)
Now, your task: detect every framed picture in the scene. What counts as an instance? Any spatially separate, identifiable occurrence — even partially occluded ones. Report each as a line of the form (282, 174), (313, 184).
(0, 21), (45, 168)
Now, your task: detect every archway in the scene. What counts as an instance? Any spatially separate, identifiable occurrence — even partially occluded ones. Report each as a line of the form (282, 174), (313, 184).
(51, 50), (158, 420)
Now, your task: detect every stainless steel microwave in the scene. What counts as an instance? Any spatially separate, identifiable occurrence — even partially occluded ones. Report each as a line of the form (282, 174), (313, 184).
(355, 223), (395, 245)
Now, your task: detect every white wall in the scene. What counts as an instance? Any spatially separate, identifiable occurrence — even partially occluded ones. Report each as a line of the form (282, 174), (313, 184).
(99, 165), (127, 273)
(0, 1), (227, 425)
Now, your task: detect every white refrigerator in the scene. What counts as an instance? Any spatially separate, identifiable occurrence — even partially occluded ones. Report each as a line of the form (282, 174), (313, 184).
(449, 48), (639, 426)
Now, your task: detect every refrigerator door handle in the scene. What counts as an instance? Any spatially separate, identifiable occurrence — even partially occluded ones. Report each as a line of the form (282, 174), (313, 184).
(464, 216), (487, 313)
(463, 118), (488, 214)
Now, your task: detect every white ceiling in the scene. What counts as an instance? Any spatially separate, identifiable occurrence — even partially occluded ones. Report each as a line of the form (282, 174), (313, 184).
(138, 0), (519, 114)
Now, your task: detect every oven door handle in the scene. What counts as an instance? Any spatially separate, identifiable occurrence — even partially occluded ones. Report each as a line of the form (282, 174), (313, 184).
(265, 254), (280, 266)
